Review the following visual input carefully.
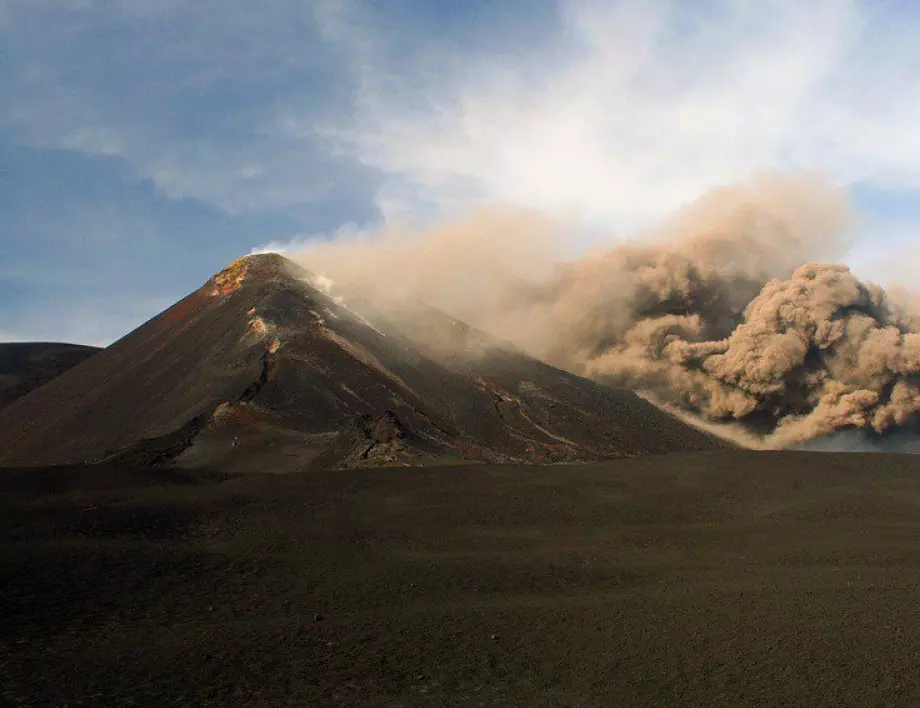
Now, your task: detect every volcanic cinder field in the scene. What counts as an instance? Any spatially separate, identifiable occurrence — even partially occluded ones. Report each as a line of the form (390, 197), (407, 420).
(5, 453), (920, 707)
(3, 254), (920, 707)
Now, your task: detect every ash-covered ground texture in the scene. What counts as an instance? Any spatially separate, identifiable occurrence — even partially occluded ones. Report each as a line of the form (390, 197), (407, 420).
(0, 253), (725, 471)
(0, 342), (100, 409)
(5, 452), (920, 707)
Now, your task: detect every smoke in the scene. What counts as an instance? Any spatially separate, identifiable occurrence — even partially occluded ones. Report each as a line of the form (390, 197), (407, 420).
(888, 284), (920, 324)
(590, 261), (920, 447)
(280, 204), (566, 358)
(280, 172), (920, 448)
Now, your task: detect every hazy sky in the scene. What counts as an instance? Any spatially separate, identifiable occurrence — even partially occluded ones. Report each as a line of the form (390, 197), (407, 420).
(2, 0), (919, 345)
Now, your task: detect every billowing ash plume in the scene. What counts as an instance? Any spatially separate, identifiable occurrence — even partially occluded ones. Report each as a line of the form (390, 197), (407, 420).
(282, 172), (920, 447)
(580, 262), (920, 446)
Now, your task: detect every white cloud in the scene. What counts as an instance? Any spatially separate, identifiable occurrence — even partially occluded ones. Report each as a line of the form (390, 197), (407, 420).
(0, 1), (374, 216)
(312, 0), (920, 239)
(6, 0), (920, 248)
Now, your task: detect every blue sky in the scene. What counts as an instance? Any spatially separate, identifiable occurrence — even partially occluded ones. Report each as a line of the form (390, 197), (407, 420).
(2, 0), (919, 345)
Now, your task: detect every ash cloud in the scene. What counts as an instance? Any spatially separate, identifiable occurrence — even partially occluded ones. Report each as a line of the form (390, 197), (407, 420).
(282, 172), (920, 448)
(588, 261), (920, 447)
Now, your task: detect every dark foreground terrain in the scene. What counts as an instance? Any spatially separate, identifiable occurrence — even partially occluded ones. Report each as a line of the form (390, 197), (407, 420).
(4, 451), (920, 707)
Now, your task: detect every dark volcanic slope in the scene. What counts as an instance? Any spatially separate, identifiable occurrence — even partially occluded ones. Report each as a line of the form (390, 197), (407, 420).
(0, 254), (725, 468)
(0, 342), (100, 408)
(4, 451), (920, 707)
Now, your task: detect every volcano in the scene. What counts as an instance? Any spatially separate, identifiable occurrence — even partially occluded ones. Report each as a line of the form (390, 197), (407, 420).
(0, 254), (726, 470)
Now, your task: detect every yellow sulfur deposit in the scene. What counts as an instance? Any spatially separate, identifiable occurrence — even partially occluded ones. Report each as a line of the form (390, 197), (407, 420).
(211, 257), (250, 296)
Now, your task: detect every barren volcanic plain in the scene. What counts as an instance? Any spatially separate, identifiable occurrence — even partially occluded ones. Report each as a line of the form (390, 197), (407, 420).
(5, 453), (920, 707)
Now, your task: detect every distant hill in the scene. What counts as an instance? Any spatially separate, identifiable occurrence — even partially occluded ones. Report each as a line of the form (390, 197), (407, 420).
(0, 254), (727, 469)
(0, 342), (101, 409)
